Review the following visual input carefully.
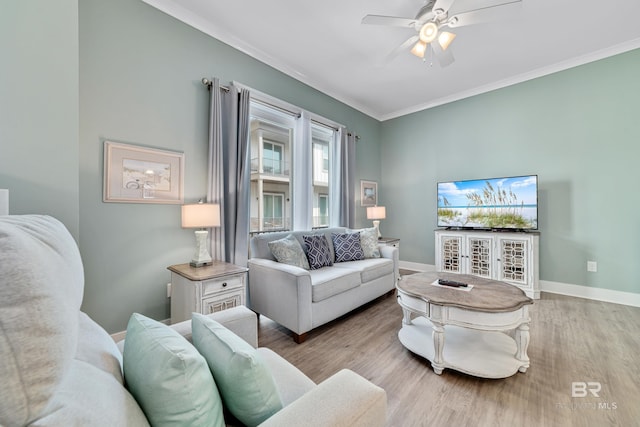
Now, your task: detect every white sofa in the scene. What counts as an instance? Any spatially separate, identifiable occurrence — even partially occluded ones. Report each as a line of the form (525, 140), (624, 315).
(248, 227), (399, 343)
(0, 215), (387, 427)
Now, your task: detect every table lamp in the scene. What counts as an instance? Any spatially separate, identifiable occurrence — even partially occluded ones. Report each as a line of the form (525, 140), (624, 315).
(366, 205), (386, 239)
(181, 202), (220, 267)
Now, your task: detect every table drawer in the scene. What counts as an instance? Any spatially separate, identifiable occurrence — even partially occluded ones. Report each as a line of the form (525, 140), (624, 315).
(202, 273), (244, 296)
(202, 289), (244, 314)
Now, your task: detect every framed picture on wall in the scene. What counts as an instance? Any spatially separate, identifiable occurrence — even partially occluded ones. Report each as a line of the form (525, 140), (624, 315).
(360, 180), (378, 206)
(103, 141), (184, 204)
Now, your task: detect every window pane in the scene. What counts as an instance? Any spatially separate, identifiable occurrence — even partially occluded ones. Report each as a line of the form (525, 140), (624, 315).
(312, 124), (334, 228)
(250, 108), (293, 232)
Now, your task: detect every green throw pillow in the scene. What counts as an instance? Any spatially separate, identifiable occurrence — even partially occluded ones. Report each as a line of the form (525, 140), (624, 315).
(123, 313), (225, 427)
(192, 313), (283, 427)
(268, 234), (310, 270)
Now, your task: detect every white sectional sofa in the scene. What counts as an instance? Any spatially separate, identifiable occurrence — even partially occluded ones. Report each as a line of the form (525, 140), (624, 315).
(0, 216), (387, 427)
(248, 227), (399, 343)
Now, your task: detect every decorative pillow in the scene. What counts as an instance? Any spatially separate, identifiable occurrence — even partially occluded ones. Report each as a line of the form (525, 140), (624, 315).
(268, 234), (310, 270)
(192, 313), (283, 427)
(302, 234), (334, 269)
(123, 313), (225, 427)
(359, 227), (381, 258)
(332, 232), (364, 262)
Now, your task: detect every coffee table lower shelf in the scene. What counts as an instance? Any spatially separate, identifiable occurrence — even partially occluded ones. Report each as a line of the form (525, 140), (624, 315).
(399, 317), (526, 379)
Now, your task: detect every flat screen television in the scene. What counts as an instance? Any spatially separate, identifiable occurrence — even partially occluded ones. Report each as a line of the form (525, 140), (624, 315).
(437, 175), (538, 230)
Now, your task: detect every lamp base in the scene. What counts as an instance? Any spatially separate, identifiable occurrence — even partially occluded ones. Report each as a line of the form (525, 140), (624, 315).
(191, 229), (213, 268)
(372, 220), (381, 239)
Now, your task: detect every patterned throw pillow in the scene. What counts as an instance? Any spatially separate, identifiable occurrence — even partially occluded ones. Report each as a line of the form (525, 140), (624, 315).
(359, 227), (381, 258)
(268, 234), (310, 270)
(332, 232), (364, 263)
(302, 234), (334, 269)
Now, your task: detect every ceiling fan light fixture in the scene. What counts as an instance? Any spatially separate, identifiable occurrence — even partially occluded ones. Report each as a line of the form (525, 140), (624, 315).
(418, 22), (438, 43)
(410, 40), (427, 58)
(438, 31), (456, 51)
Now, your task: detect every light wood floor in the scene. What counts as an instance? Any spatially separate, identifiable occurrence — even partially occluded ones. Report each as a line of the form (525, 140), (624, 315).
(258, 288), (640, 427)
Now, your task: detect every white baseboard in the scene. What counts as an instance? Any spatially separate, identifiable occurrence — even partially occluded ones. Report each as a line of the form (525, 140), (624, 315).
(398, 261), (640, 308)
(399, 261), (435, 272)
(540, 280), (640, 308)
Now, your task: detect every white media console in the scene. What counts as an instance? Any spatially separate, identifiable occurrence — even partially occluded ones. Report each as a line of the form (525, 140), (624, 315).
(434, 229), (540, 299)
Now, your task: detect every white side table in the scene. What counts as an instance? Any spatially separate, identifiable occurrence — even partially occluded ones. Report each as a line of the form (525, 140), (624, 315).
(168, 261), (248, 324)
(378, 237), (400, 248)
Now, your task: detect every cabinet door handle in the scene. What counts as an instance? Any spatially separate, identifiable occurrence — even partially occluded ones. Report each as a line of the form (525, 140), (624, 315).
(222, 282), (227, 287)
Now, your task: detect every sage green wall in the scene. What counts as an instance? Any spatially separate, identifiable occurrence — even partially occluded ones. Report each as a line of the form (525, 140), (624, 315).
(80, 0), (381, 333)
(1, 0), (79, 237)
(381, 49), (640, 294)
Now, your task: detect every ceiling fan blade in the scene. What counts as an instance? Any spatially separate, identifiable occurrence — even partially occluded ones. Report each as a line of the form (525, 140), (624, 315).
(431, 42), (455, 67)
(384, 35), (420, 63)
(447, 0), (522, 28)
(361, 14), (417, 28)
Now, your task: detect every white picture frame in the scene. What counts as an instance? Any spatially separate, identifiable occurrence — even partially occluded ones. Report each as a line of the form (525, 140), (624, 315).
(103, 141), (184, 204)
(360, 180), (378, 207)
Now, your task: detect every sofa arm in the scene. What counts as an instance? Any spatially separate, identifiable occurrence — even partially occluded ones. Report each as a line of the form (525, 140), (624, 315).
(248, 258), (313, 335)
(258, 369), (387, 427)
(379, 245), (399, 282)
(116, 306), (258, 352)
(170, 305), (257, 347)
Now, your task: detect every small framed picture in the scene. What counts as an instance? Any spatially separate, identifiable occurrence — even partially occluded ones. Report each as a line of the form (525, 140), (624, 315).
(360, 180), (378, 207)
(103, 141), (184, 204)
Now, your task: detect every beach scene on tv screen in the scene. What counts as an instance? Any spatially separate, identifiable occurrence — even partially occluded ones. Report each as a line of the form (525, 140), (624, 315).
(437, 176), (538, 229)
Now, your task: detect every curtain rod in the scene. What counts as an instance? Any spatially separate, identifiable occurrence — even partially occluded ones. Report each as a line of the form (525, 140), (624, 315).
(201, 78), (229, 92)
(202, 77), (358, 139)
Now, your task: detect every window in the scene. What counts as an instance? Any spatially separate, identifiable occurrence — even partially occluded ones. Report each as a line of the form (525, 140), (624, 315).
(316, 194), (329, 227)
(262, 141), (284, 175)
(263, 193), (285, 230)
(248, 92), (340, 233)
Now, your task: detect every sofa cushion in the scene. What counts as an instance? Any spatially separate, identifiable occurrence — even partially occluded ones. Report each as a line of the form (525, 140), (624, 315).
(310, 268), (361, 302)
(332, 232), (364, 263)
(76, 311), (124, 384)
(192, 313), (283, 427)
(303, 234), (334, 269)
(357, 227), (381, 258)
(123, 313), (225, 427)
(35, 359), (150, 426)
(0, 215), (84, 426)
(332, 257), (394, 283)
(268, 234), (310, 270)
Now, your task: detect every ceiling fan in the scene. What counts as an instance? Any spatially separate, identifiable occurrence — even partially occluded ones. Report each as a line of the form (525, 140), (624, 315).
(362, 0), (522, 67)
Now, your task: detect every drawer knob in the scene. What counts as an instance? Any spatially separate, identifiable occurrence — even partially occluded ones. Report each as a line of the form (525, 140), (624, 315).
(222, 282), (227, 287)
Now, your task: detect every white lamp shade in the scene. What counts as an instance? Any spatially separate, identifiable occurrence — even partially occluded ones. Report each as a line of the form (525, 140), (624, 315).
(366, 206), (386, 220)
(181, 203), (221, 228)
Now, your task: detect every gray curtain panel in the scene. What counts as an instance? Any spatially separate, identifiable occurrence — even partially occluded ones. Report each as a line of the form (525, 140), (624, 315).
(334, 129), (356, 228)
(206, 78), (251, 266)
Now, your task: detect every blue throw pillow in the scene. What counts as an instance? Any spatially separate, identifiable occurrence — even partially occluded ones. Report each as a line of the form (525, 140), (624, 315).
(302, 234), (334, 269)
(332, 232), (364, 262)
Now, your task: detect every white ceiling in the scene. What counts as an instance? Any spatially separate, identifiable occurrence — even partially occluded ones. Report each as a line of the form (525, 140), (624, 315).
(143, 0), (640, 121)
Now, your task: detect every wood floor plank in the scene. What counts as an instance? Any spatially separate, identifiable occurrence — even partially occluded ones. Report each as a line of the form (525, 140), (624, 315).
(258, 291), (640, 426)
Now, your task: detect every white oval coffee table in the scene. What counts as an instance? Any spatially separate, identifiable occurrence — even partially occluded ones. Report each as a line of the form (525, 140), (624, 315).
(396, 272), (533, 378)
